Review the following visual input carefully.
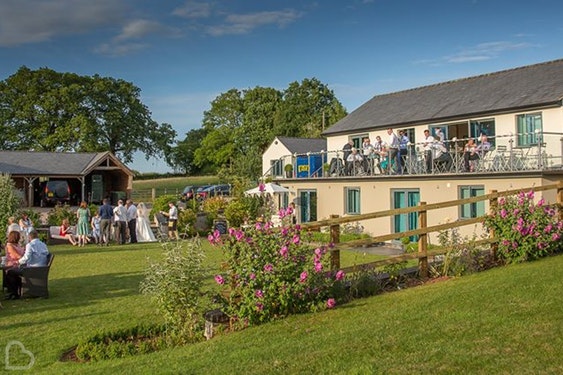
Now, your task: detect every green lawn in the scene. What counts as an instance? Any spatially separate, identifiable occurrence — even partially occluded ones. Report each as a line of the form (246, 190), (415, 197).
(2, 241), (562, 374)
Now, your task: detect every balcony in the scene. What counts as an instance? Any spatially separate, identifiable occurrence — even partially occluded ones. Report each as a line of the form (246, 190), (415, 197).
(268, 131), (563, 180)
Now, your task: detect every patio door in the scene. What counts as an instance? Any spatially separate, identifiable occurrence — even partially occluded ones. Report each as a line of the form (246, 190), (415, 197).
(392, 189), (420, 241)
(299, 190), (317, 223)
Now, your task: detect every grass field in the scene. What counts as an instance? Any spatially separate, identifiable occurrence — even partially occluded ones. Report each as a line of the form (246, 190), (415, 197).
(2, 240), (562, 374)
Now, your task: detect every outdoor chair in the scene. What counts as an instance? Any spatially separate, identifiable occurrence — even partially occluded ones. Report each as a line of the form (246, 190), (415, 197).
(20, 253), (55, 298)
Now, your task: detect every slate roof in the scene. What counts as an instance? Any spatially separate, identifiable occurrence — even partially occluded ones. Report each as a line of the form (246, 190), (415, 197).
(323, 59), (563, 136)
(0, 151), (131, 176)
(277, 136), (327, 155)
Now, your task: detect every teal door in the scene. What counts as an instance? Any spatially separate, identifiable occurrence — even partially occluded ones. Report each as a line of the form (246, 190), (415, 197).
(299, 190), (317, 223)
(393, 190), (420, 241)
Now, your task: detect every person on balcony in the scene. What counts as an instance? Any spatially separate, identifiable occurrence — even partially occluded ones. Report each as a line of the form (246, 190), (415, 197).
(423, 129), (435, 172)
(346, 147), (364, 175)
(386, 128), (401, 174)
(463, 135), (491, 172)
(372, 136), (386, 174)
(433, 142), (453, 172)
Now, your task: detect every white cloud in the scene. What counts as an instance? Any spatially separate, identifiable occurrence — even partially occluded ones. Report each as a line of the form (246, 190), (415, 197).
(0, 0), (124, 46)
(444, 41), (535, 63)
(206, 9), (303, 36)
(172, 1), (212, 19)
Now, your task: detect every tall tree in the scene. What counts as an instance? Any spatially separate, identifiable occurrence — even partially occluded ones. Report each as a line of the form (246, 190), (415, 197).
(0, 66), (176, 163)
(273, 77), (347, 138)
(166, 128), (209, 174)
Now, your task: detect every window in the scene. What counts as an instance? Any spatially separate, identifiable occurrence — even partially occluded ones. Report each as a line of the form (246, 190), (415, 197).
(516, 113), (542, 147)
(345, 187), (361, 215)
(349, 134), (368, 149)
(459, 186), (485, 219)
(402, 128), (416, 145)
(470, 119), (496, 147)
(392, 189), (420, 241)
(270, 159), (283, 176)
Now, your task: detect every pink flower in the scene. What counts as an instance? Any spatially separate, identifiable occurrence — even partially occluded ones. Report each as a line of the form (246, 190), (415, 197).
(300, 271), (308, 283)
(255, 289), (263, 298)
(264, 264), (273, 272)
(228, 227), (235, 236)
(249, 273), (256, 280)
(335, 270), (345, 281)
(214, 275), (225, 285)
(235, 230), (244, 241)
(537, 198), (545, 206)
(327, 298), (336, 309)
(256, 302), (264, 311)
(500, 209), (507, 218)
(279, 246), (288, 257)
(552, 233), (561, 241)
(255, 222), (262, 230)
(292, 234), (300, 244)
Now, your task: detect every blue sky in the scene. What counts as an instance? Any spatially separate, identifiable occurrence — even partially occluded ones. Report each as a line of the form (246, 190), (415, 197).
(1, 0), (562, 172)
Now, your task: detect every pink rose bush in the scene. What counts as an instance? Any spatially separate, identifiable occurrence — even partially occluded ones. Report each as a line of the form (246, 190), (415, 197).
(484, 190), (563, 263)
(210, 221), (346, 326)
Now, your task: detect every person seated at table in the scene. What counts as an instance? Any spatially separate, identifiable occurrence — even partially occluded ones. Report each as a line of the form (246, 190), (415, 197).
(5, 230), (50, 300)
(346, 147), (364, 175)
(3, 231), (25, 300)
(463, 135), (491, 171)
(433, 143), (453, 172)
(60, 218), (77, 246)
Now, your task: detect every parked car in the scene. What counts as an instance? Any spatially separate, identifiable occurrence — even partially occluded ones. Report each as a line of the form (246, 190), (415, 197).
(196, 184), (231, 200)
(180, 185), (199, 201)
(41, 180), (71, 207)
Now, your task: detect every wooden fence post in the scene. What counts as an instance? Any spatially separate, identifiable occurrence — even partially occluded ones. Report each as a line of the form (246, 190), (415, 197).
(329, 214), (340, 271)
(557, 181), (563, 222)
(151, 188), (156, 202)
(417, 202), (428, 278)
(489, 189), (498, 260)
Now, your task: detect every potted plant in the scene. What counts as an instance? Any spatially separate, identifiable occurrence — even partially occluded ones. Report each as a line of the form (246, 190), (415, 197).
(284, 164), (293, 178)
(323, 162), (331, 176)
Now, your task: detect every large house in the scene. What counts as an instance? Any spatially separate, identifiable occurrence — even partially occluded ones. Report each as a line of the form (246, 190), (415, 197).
(263, 59), (563, 240)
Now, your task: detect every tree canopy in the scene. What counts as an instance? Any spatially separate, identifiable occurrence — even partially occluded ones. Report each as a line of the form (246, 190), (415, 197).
(173, 78), (347, 179)
(0, 66), (176, 164)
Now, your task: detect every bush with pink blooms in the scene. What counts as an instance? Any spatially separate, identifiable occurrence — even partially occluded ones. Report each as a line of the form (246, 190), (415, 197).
(209, 208), (346, 326)
(484, 190), (563, 263)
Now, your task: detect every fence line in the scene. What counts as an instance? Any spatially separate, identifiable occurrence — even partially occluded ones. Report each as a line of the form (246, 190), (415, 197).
(302, 181), (563, 276)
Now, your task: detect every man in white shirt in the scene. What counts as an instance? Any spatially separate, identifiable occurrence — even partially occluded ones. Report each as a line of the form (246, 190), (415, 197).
(161, 202), (179, 240)
(113, 200), (128, 244)
(423, 129), (435, 172)
(386, 128), (401, 174)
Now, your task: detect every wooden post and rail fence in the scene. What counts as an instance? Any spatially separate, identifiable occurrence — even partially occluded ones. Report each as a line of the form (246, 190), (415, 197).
(300, 181), (563, 278)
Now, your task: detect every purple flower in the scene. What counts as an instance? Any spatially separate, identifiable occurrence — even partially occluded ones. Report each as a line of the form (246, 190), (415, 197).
(255, 222), (262, 230)
(256, 302), (264, 311)
(235, 230), (244, 241)
(335, 270), (345, 281)
(327, 298), (336, 309)
(537, 198), (545, 206)
(314, 261), (323, 272)
(300, 271), (308, 283)
(228, 227), (235, 236)
(258, 183), (265, 192)
(500, 209), (507, 219)
(552, 233), (561, 241)
(214, 275), (225, 285)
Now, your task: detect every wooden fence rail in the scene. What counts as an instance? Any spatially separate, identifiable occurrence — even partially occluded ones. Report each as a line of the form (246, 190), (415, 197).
(302, 181), (563, 277)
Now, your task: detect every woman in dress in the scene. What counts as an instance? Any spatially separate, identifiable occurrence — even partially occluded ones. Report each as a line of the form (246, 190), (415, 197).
(60, 218), (77, 245)
(136, 202), (156, 242)
(3, 231), (25, 299)
(76, 201), (90, 247)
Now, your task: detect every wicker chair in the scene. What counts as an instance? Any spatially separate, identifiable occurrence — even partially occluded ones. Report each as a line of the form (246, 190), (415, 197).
(20, 253), (55, 298)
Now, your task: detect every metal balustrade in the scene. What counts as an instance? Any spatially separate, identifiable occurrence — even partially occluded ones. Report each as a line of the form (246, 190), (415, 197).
(268, 131), (563, 180)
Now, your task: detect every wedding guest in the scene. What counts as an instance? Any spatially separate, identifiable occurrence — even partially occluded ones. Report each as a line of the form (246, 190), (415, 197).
(160, 202), (179, 240)
(98, 198), (113, 246)
(76, 201), (90, 247)
(3, 231), (25, 299)
(136, 202), (156, 242)
(60, 219), (77, 246)
(126, 200), (138, 244)
(91, 212), (102, 245)
(113, 200), (128, 244)
(19, 212), (34, 244)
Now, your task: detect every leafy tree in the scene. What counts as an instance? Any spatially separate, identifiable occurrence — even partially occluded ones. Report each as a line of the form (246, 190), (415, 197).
(274, 77), (347, 138)
(166, 128), (209, 174)
(0, 174), (23, 239)
(0, 66), (176, 164)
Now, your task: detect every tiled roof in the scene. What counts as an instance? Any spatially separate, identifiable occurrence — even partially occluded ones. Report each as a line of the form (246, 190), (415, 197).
(277, 137), (327, 155)
(0, 151), (129, 176)
(323, 59), (563, 135)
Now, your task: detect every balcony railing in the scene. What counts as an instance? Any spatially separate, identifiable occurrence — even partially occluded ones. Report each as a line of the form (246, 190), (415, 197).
(268, 131), (563, 180)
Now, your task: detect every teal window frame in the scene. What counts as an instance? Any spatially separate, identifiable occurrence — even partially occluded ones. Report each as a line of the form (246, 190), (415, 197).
(470, 119), (496, 147)
(459, 185), (485, 219)
(345, 187), (361, 215)
(516, 113), (542, 147)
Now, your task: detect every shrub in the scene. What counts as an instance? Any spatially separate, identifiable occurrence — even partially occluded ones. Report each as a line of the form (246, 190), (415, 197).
(177, 207), (197, 237)
(150, 194), (178, 219)
(46, 204), (76, 226)
(0, 173), (23, 238)
(139, 239), (211, 344)
(209, 215), (346, 327)
(484, 190), (563, 263)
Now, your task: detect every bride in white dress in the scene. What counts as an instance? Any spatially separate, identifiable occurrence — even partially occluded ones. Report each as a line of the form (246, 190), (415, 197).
(136, 202), (156, 242)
